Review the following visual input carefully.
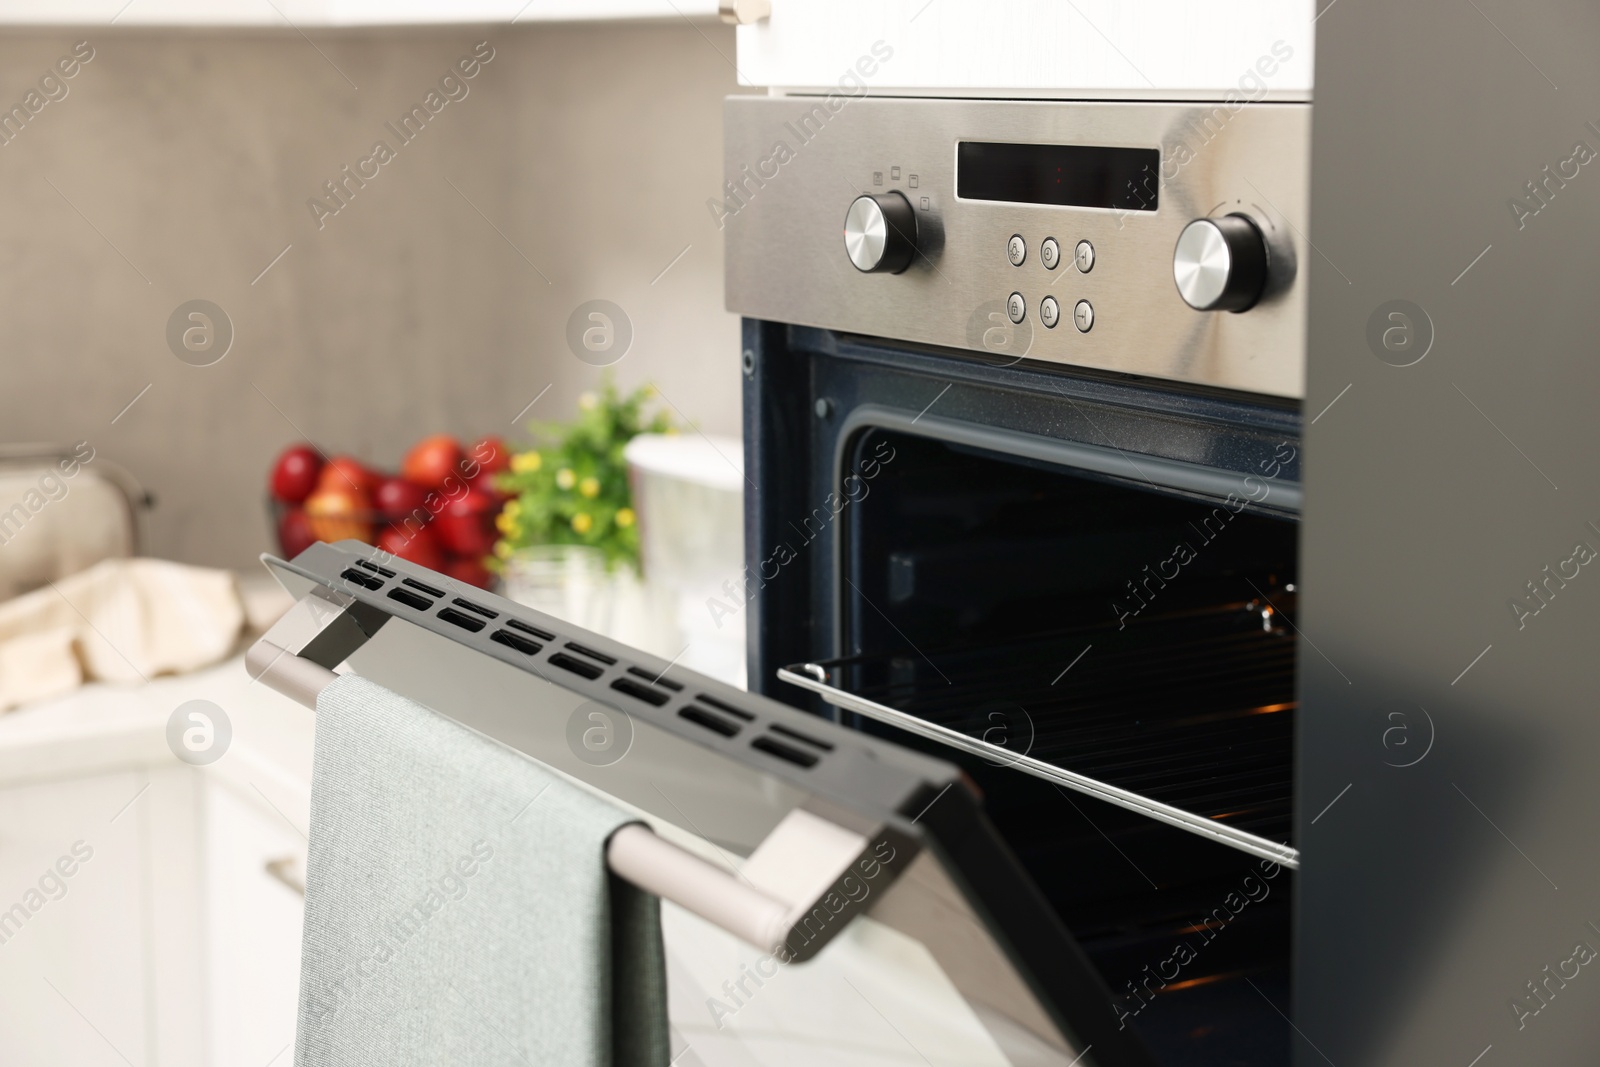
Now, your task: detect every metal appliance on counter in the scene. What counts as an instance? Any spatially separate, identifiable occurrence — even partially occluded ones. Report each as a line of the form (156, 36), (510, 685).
(252, 89), (1320, 1067)
(724, 4), (1600, 1063)
(728, 93), (1309, 1065)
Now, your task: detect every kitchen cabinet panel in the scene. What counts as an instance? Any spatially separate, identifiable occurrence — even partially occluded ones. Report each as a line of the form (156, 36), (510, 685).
(735, 0), (1315, 96)
(1300, 1), (1600, 1063)
(0, 770), (161, 1065)
(0, 0), (718, 25)
(203, 779), (307, 1067)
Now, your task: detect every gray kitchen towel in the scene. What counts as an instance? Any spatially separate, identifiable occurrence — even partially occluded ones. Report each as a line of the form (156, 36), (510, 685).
(294, 673), (669, 1067)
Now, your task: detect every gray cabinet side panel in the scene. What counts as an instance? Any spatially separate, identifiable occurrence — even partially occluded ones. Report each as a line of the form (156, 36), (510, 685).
(1299, 3), (1600, 1064)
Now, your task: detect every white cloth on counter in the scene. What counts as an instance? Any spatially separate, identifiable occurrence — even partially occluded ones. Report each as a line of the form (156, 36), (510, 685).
(0, 558), (244, 713)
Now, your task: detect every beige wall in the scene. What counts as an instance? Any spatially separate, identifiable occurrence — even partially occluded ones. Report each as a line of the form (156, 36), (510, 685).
(0, 21), (743, 570)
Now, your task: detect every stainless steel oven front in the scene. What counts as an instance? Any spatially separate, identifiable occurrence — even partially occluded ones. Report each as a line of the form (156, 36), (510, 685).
(722, 95), (1310, 398)
(727, 90), (1311, 1067)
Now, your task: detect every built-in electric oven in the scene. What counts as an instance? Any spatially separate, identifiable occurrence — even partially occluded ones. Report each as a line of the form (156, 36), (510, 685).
(727, 94), (1312, 1065)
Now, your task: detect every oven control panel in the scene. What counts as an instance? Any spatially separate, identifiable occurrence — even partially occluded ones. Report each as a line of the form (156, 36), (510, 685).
(723, 96), (1310, 399)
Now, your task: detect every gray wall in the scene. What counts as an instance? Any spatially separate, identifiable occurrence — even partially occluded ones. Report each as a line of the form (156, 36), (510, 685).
(0, 21), (742, 570)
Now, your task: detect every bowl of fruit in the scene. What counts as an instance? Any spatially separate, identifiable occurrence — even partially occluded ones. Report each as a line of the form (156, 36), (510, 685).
(267, 434), (510, 589)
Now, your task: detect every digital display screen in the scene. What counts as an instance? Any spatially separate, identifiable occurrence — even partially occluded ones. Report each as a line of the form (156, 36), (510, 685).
(957, 141), (1160, 211)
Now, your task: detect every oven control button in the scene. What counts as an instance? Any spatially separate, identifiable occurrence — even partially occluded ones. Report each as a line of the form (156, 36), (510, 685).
(1007, 234), (1027, 266)
(1074, 239), (1095, 273)
(1173, 214), (1268, 312)
(1040, 238), (1060, 270)
(1040, 296), (1060, 329)
(1007, 292), (1026, 324)
(1073, 299), (1094, 333)
(844, 192), (918, 274)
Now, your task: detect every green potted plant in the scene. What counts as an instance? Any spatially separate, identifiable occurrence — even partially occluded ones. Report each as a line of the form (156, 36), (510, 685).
(492, 378), (672, 633)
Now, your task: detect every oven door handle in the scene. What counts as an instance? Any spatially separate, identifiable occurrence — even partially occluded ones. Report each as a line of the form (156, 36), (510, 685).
(779, 662), (1300, 870)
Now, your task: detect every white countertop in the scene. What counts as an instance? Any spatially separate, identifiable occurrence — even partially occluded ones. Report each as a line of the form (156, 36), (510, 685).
(0, 650), (317, 827)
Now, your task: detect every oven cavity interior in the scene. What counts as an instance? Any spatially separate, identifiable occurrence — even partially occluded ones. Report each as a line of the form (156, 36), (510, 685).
(791, 426), (1300, 1065)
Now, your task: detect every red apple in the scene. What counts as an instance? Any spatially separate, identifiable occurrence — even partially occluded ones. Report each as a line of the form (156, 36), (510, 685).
(434, 488), (496, 556)
(304, 483), (373, 545)
(467, 436), (510, 484)
(269, 445), (322, 504)
(402, 434), (464, 490)
(377, 524), (445, 571)
(277, 507), (316, 557)
(444, 556), (493, 589)
(374, 477), (429, 523)
(319, 456), (380, 497)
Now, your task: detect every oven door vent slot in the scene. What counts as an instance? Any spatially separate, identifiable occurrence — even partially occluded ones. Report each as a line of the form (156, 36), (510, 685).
(697, 693), (755, 721)
(490, 629), (542, 656)
(340, 568), (383, 591)
(768, 723), (834, 752)
(611, 677), (671, 707)
(450, 597), (498, 620)
(504, 618), (553, 641)
(564, 641), (617, 666)
(752, 734), (821, 768)
(549, 652), (605, 680)
(630, 666), (682, 691)
(387, 587), (433, 611)
(436, 607), (487, 633)
(402, 577), (446, 598)
(680, 705), (742, 737)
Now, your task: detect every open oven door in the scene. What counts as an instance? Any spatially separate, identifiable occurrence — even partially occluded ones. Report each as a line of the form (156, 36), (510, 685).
(259, 541), (1158, 1067)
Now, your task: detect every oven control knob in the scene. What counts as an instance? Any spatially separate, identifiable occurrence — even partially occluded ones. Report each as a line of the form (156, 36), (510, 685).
(1173, 214), (1269, 312)
(843, 192), (918, 274)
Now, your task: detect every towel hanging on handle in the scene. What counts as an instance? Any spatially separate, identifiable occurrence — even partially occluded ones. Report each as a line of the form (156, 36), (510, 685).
(249, 638), (892, 964)
(294, 672), (670, 1067)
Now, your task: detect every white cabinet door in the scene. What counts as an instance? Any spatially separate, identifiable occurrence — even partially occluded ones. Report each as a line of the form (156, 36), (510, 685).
(736, 0), (1316, 96)
(0, 768), (201, 1067)
(203, 778), (308, 1067)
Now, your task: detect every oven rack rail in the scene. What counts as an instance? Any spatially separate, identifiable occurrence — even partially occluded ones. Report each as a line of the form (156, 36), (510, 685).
(779, 600), (1300, 869)
(779, 662), (1298, 868)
